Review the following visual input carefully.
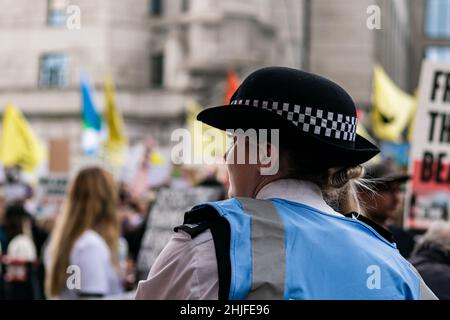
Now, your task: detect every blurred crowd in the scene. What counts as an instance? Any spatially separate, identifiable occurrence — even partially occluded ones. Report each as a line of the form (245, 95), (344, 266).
(0, 159), (449, 300)
(0, 162), (227, 300)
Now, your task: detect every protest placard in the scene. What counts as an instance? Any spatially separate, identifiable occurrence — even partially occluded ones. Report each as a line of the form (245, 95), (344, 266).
(406, 61), (450, 229)
(136, 186), (223, 279)
(34, 175), (69, 218)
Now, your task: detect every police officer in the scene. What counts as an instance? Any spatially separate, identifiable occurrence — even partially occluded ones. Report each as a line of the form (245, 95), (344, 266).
(136, 67), (436, 300)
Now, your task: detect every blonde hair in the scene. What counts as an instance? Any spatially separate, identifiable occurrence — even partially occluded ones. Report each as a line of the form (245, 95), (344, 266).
(45, 167), (120, 298)
(321, 166), (367, 214)
(283, 147), (369, 214)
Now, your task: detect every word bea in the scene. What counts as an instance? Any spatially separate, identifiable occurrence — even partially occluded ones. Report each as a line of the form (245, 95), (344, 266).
(420, 151), (450, 184)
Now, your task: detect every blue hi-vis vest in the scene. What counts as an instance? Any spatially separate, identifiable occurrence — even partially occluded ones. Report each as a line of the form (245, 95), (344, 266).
(190, 197), (432, 300)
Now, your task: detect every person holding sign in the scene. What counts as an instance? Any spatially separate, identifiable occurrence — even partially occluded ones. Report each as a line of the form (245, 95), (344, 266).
(136, 67), (436, 300)
(358, 160), (416, 259)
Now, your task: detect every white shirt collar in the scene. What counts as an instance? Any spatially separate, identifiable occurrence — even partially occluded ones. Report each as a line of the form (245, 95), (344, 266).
(255, 179), (342, 217)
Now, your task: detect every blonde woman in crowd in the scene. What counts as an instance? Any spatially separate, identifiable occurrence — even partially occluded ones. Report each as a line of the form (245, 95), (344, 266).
(45, 167), (123, 299)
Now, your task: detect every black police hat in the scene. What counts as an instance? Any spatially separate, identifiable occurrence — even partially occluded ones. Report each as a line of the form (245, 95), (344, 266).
(197, 66), (380, 169)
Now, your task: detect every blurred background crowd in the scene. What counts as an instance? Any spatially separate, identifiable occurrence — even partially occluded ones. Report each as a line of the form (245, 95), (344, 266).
(0, 0), (450, 300)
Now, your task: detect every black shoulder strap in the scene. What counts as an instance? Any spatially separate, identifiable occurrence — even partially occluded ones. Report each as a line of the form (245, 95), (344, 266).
(173, 222), (209, 238)
(174, 205), (231, 300)
(344, 212), (395, 244)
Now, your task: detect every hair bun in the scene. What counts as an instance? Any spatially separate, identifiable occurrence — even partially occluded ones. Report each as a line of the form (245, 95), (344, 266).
(328, 165), (365, 189)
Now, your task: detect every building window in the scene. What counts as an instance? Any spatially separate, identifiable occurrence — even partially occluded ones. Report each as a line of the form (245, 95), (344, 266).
(47, 0), (66, 26)
(181, 0), (189, 13)
(425, 46), (450, 63)
(425, 0), (450, 39)
(151, 54), (164, 88)
(39, 53), (68, 88)
(150, 0), (163, 17)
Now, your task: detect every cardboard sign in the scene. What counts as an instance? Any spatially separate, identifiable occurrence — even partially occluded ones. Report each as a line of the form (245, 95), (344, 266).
(48, 139), (70, 173)
(136, 186), (223, 280)
(33, 175), (69, 218)
(406, 61), (450, 229)
(38, 175), (69, 198)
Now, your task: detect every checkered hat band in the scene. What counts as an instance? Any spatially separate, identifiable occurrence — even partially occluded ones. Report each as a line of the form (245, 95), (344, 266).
(230, 99), (358, 142)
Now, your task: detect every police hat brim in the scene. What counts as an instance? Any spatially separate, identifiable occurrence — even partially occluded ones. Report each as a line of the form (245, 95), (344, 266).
(197, 104), (380, 168)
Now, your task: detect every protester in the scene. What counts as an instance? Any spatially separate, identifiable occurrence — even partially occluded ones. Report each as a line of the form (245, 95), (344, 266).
(358, 160), (416, 258)
(0, 186), (48, 257)
(1, 204), (40, 299)
(135, 67), (436, 300)
(45, 167), (124, 299)
(118, 183), (153, 289)
(410, 222), (450, 300)
(2, 204), (37, 256)
(0, 179), (49, 300)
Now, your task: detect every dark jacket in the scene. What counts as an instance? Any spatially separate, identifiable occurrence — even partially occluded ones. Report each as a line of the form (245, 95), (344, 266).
(388, 225), (416, 259)
(410, 246), (450, 300)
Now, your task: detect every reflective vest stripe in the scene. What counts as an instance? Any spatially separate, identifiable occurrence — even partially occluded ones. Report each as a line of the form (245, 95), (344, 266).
(237, 197), (286, 299)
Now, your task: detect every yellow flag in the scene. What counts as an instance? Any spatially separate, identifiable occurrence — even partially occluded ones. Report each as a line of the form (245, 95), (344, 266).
(371, 64), (416, 142)
(186, 99), (229, 164)
(0, 104), (45, 172)
(104, 75), (127, 149)
(103, 75), (127, 165)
